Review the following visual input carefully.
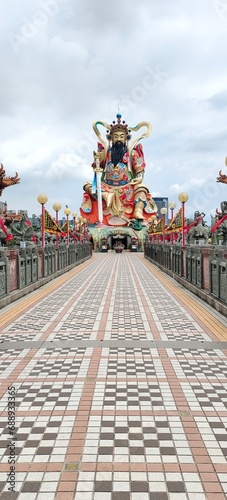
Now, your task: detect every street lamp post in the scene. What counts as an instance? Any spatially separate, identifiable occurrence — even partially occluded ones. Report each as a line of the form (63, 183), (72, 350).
(168, 201), (176, 244)
(148, 215), (156, 241)
(37, 194), (48, 248)
(168, 201), (176, 220)
(178, 192), (189, 246)
(160, 207), (168, 244)
(81, 217), (87, 240)
(64, 207), (71, 246)
(77, 216), (83, 241)
(72, 212), (77, 244)
(53, 203), (61, 248)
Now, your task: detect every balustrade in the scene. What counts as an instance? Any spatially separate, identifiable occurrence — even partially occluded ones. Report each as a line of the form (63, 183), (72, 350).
(0, 242), (92, 307)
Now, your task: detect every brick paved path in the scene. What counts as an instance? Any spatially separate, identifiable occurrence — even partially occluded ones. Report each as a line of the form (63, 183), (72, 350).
(0, 253), (227, 500)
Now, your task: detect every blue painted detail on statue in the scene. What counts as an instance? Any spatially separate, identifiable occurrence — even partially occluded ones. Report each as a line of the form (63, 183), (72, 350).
(92, 172), (97, 194)
(105, 161), (131, 185)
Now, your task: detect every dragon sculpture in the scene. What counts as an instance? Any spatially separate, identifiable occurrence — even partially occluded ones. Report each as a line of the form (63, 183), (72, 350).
(216, 157), (227, 184)
(0, 163), (20, 195)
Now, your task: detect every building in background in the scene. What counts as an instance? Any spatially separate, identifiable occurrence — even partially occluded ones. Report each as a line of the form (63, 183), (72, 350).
(0, 201), (7, 214)
(153, 197), (168, 224)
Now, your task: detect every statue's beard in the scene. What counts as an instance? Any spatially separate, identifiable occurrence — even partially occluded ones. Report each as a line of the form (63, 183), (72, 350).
(111, 142), (127, 167)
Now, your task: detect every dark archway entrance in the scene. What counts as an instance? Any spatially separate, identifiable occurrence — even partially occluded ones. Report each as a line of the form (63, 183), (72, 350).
(109, 234), (131, 250)
(111, 236), (128, 249)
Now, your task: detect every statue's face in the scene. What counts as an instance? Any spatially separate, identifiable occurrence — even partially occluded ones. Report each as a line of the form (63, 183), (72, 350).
(112, 131), (126, 145)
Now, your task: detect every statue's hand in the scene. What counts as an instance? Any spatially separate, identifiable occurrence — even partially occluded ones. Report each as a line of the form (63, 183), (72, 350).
(130, 177), (142, 185)
(93, 150), (105, 169)
(93, 151), (101, 161)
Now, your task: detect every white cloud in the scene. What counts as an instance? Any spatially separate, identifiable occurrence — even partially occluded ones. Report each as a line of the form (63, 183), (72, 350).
(46, 153), (91, 181)
(0, 0), (227, 221)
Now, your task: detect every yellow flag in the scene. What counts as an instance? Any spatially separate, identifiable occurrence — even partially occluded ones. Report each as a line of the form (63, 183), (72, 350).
(166, 207), (182, 233)
(44, 209), (60, 234)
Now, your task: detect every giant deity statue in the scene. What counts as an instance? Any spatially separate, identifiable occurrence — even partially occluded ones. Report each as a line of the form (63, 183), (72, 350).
(80, 113), (157, 228)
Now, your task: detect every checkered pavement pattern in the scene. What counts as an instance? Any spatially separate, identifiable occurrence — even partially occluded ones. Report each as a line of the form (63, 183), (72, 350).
(0, 252), (227, 499)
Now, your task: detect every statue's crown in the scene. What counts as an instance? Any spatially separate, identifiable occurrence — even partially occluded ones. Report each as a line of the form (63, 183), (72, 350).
(106, 113), (131, 141)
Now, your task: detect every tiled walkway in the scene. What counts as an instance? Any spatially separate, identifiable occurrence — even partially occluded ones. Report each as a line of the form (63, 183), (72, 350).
(0, 252), (227, 500)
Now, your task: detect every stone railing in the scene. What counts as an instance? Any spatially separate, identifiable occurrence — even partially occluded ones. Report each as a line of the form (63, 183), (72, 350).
(0, 242), (92, 309)
(144, 243), (227, 316)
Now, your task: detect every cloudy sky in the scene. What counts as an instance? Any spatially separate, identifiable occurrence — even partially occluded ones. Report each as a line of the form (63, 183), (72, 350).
(1, 0), (227, 221)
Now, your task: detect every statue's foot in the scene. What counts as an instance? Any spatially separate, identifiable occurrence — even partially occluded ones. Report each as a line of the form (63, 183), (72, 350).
(134, 209), (145, 220)
(103, 208), (112, 215)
